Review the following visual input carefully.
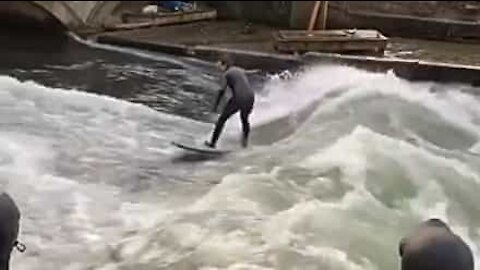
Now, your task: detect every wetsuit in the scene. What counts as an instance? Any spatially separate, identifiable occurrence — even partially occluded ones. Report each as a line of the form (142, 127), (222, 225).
(208, 66), (255, 148)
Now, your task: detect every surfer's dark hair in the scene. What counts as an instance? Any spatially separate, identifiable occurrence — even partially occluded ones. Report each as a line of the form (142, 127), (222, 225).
(219, 54), (234, 68)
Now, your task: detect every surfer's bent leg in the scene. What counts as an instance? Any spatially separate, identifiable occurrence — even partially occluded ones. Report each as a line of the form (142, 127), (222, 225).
(207, 99), (239, 148)
(239, 97), (254, 148)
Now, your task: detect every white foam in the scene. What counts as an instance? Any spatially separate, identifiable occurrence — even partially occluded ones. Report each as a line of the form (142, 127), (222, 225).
(229, 65), (480, 146)
(5, 57), (480, 270)
(226, 65), (381, 133)
(0, 75), (149, 115)
(119, 124), (479, 269)
(0, 75), (210, 269)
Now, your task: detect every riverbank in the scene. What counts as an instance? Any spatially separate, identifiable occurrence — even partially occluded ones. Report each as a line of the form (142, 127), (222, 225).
(95, 21), (277, 53)
(94, 20), (480, 66)
(93, 20), (480, 85)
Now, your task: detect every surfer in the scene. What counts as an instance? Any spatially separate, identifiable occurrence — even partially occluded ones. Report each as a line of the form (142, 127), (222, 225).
(205, 55), (257, 149)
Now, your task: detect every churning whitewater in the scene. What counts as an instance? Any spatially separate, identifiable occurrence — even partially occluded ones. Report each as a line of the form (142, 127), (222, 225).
(1, 63), (479, 270)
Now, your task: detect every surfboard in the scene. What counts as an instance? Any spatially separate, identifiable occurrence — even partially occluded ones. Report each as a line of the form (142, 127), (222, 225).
(171, 140), (233, 155)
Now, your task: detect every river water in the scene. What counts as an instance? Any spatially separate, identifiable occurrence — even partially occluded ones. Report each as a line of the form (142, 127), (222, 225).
(0, 33), (479, 270)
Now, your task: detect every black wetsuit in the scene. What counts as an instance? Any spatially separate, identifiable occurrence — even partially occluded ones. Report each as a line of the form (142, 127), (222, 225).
(209, 66), (255, 147)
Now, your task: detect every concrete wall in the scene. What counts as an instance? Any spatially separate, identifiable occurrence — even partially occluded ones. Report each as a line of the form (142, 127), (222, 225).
(32, 1), (86, 30)
(326, 1), (480, 40)
(202, 1), (293, 27)
(204, 1), (480, 40)
(0, 1), (67, 31)
(33, 1), (124, 31)
(289, 1), (316, 29)
(290, 1), (480, 40)
(0, 1), (149, 33)
(7, 1), (480, 39)
(332, 1), (480, 22)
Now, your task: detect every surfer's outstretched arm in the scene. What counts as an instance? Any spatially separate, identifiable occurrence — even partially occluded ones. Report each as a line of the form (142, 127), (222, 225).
(213, 75), (228, 112)
(213, 89), (225, 112)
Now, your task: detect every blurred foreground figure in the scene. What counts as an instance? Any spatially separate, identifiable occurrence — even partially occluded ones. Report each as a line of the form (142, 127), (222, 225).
(0, 192), (22, 270)
(399, 218), (474, 270)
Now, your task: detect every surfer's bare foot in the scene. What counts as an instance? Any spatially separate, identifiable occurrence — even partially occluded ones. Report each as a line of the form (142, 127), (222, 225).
(204, 141), (215, 148)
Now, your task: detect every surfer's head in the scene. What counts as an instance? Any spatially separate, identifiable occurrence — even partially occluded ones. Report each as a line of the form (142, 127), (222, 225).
(217, 54), (233, 71)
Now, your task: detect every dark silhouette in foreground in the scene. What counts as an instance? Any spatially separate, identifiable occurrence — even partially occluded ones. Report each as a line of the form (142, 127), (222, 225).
(0, 192), (22, 270)
(399, 218), (474, 270)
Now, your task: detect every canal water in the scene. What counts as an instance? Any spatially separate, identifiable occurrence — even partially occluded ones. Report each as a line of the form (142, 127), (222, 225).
(0, 33), (478, 270)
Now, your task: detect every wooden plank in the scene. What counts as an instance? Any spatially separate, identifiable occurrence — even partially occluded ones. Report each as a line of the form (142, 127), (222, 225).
(276, 30), (387, 41)
(275, 40), (387, 53)
(308, 1), (322, 31)
(105, 10), (217, 31)
(318, 1), (328, 30)
(274, 29), (388, 54)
